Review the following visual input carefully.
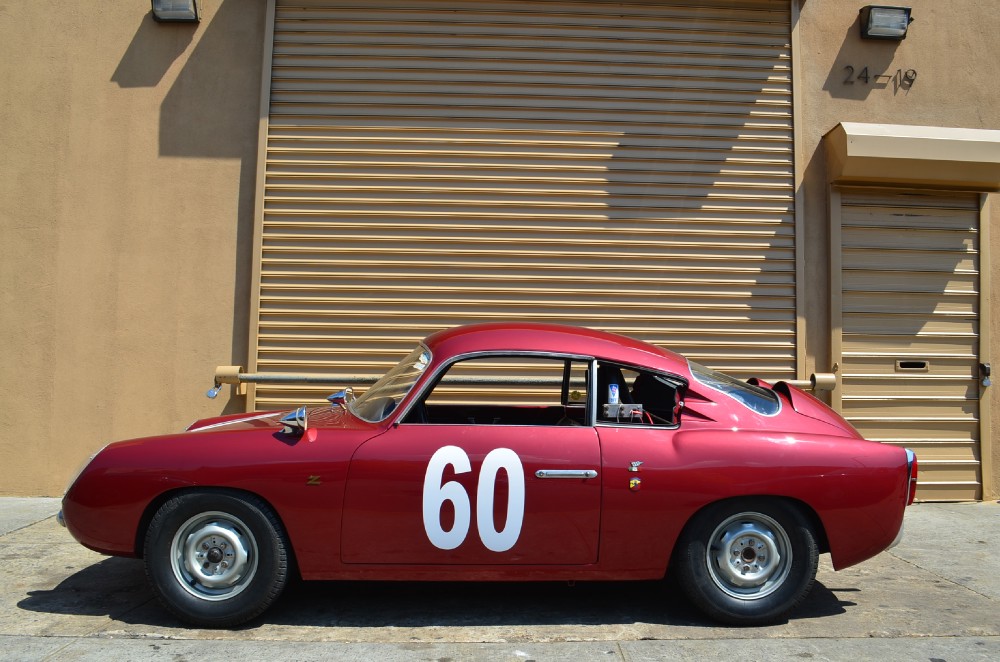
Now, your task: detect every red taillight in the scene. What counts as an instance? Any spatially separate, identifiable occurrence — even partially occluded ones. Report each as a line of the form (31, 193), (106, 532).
(905, 449), (918, 505)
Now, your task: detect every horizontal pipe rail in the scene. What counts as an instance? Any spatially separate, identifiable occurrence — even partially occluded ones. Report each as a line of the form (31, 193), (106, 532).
(212, 366), (836, 393)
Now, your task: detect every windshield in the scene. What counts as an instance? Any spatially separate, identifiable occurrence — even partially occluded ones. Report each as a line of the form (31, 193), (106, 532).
(688, 360), (781, 416)
(349, 345), (431, 422)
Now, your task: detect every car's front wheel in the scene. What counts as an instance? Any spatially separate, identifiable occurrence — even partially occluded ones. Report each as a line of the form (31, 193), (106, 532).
(143, 491), (290, 627)
(673, 498), (818, 625)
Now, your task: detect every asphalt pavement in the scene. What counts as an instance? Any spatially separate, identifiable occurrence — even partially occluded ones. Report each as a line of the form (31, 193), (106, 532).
(1, 497), (997, 661)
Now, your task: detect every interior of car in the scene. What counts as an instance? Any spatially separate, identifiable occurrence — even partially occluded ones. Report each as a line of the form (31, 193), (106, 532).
(402, 356), (683, 427)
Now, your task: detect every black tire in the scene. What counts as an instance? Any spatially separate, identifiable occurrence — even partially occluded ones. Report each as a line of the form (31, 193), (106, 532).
(673, 498), (818, 626)
(143, 490), (290, 628)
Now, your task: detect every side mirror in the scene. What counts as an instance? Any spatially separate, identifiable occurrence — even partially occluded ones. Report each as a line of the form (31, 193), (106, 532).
(327, 387), (354, 408)
(280, 406), (308, 436)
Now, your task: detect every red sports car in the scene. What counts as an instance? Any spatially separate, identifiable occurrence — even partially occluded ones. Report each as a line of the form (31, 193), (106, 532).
(60, 323), (917, 627)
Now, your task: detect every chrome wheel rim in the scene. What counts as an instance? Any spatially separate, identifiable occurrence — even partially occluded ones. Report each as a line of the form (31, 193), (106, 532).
(170, 511), (259, 601)
(706, 511), (792, 600)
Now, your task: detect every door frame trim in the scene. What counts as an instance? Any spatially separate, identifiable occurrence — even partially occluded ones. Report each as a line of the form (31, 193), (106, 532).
(979, 193), (994, 499)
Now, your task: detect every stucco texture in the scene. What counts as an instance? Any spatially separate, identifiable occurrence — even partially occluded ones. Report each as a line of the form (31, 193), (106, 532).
(795, 0), (999, 498)
(1, 0), (997, 498)
(0, 0), (265, 495)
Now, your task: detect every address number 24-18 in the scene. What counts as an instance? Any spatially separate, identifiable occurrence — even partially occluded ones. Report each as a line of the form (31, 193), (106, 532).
(422, 445), (525, 552)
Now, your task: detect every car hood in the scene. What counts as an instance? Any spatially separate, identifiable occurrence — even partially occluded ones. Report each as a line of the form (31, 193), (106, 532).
(186, 405), (366, 434)
(186, 410), (288, 432)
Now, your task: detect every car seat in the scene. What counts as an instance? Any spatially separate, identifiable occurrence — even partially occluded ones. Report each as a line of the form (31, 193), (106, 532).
(597, 364), (634, 407)
(631, 372), (679, 425)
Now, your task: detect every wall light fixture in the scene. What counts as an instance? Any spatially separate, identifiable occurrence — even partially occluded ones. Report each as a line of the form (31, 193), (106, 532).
(151, 0), (200, 23)
(860, 6), (913, 40)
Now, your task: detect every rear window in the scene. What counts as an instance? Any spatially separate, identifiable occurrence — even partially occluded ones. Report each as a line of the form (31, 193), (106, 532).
(688, 361), (781, 416)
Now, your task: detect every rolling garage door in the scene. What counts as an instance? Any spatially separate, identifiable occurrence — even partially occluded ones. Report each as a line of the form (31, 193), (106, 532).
(251, 0), (795, 408)
(835, 189), (984, 501)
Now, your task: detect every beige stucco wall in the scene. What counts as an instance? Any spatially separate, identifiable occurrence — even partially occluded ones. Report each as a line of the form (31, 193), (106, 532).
(0, 1), (264, 495)
(1, 1), (997, 498)
(795, 0), (1000, 498)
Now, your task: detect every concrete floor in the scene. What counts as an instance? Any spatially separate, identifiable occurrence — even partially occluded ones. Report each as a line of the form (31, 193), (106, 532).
(1, 499), (998, 660)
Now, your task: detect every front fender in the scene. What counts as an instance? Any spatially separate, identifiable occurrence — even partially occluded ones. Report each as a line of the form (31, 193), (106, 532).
(60, 425), (376, 577)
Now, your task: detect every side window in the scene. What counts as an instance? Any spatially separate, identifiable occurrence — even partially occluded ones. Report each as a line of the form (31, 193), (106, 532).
(596, 361), (683, 427)
(406, 356), (590, 426)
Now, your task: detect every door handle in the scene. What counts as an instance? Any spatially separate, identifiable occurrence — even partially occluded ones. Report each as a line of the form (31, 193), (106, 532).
(535, 469), (598, 479)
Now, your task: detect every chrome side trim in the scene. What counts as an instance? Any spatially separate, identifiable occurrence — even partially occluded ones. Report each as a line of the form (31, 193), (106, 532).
(188, 411), (282, 432)
(535, 469), (598, 479)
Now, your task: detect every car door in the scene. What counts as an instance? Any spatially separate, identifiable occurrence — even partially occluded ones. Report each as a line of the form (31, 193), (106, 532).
(340, 355), (602, 565)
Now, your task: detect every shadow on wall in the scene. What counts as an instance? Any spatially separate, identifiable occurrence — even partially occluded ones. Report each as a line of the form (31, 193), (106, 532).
(822, 11), (911, 100)
(110, 0), (265, 414)
(111, 14), (196, 89)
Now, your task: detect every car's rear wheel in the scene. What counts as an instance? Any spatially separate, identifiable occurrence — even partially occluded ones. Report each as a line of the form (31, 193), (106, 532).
(143, 491), (289, 627)
(674, 498), (818, 625)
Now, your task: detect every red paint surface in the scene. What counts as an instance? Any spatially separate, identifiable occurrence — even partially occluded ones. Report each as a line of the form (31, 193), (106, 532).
(62, 323), (912, 581)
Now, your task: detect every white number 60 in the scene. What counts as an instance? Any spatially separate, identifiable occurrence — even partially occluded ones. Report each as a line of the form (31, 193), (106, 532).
(422, 445), (525, 552)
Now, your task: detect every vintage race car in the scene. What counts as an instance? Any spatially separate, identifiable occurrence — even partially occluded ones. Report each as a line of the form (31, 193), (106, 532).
(60, 323), (917, 627)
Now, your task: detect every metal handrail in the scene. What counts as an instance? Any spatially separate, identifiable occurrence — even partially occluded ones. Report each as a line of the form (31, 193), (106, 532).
(208, 365), (835, 398)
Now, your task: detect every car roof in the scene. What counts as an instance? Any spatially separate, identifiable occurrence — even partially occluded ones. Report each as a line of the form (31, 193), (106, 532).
(423, 323), (689, 375)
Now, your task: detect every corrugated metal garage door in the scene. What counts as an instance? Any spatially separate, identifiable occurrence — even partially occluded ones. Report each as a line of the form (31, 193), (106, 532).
(252, 0), (795, 408)
(835, 189), (983, 501)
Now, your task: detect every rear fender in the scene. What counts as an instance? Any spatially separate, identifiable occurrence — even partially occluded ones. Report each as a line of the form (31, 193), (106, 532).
(668, 429), (908, 569)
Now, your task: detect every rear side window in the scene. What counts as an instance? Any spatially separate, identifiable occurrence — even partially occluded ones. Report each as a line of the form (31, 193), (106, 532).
(688, 361), (781, 416)
(596, 362), (684, 427)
